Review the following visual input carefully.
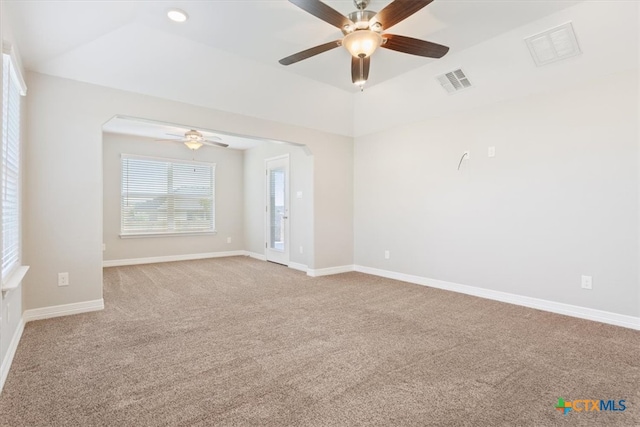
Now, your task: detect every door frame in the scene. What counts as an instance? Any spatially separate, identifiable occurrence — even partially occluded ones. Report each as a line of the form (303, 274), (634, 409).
(264, 154), (290, 265)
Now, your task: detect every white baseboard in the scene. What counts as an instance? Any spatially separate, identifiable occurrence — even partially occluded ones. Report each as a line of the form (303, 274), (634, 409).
(103, 251), (246, 267)
(247, 254), (306, 272)
(354, 265), (640, 331)
(24, 299), (104, 322)
(287, 262), (308, 273)
(245, 252), (267, 261)
(307, 265), (355, 277)
(0, 317), (24, 393)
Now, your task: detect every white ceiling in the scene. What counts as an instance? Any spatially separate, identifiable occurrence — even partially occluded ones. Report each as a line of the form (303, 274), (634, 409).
(6, 0), (583, 93)
(354, 1), (639, 135)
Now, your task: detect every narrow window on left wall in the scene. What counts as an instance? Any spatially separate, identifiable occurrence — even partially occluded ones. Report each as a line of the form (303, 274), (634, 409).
(1, 49), (28, 289)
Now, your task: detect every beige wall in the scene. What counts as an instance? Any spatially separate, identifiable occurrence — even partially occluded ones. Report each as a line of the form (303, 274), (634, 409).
(102, 133), (245, 261)
(354, 70), (639, 317)
(24, 71), (354, 310)
(243, 142), (313, 267)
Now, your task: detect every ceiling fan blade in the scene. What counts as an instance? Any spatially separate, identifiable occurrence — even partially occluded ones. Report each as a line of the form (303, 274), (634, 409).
(371, 0), (433, 30)
(279, 40), (341, 65)
(154, 138), (181, 142)
(351, 56), (370, 84)
(381, 34), (449, 58)
(202, 140), (229, 148)
(289, 0), (353, 30)
(166, 133), (186, 138)
(203, 135), (223, 142)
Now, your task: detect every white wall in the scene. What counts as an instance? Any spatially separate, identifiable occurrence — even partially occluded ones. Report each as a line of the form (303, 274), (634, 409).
(102, 133), (244, 261)
(24, 71), (353, 310)
(244, 142), (313, 267)
(354, 69), (639, 317)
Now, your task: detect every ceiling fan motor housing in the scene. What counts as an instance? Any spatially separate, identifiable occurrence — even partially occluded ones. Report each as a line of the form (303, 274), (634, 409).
(185, 129), (202, 140)
(345, 9), (379, 33)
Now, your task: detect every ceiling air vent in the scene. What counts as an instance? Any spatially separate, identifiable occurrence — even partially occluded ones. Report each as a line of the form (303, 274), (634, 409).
(437, 69), (472, 94)
(525, 22), (581, 67)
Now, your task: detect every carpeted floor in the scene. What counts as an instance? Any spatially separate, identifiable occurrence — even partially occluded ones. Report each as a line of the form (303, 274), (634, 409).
(0, 256), (638, 426)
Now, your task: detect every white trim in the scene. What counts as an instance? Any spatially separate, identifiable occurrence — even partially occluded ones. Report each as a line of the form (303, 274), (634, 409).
(2, 42), (27, 95)
(307, 265), (354, 277)
(120, 231), (217, 239)
(354, 265), (640, 331)
(1, 265), (29, 295)
(245, 251), (267, 261)
(103, 250), (246, 267)
(287, 262), (308, 273)
(263, 154), (290, 162)
(23, 299), (104, 322)
(0, 317), (24, 393)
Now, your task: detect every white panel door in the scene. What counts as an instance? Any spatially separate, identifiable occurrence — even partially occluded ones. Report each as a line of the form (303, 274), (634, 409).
(265, 155), (289, 265)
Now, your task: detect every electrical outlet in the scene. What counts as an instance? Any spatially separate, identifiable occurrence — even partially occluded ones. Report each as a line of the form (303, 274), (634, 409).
(488, 146), (496, 157)
(384, 250), (390, 259)
(299, 246), (304, 254)
(58, 272), (69, 287)
(227, 237), (232, 244)
(581, 275), (592, 290)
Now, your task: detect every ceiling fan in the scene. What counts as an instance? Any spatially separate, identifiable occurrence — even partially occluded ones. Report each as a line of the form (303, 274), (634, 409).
(156, 129), (229, 151)
(279, 0), (449, 89)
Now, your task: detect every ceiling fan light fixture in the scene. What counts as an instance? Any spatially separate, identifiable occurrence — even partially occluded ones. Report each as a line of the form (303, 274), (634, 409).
(184, 140), (203, 150)
(167, 9), (189, 23)
(343, 30), (382, 58)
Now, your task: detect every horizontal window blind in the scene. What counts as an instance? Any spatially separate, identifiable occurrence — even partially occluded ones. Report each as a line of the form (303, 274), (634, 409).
(2, 53), (22, 279)
(121, 155), (215, 235)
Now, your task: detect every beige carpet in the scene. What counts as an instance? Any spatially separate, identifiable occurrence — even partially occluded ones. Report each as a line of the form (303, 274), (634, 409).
(1, 256), (638, 426)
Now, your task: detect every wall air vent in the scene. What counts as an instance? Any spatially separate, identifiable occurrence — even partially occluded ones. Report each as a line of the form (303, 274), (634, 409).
(436, 69), (472, 94)
(525, 22), (581, 67)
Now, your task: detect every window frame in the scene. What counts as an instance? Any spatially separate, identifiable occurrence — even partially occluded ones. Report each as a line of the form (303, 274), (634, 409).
(120, 154), (216, 238)
(1, 48), (27, 287)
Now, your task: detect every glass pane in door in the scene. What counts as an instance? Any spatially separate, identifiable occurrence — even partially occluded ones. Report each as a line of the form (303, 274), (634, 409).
(269, 168), (285, 251)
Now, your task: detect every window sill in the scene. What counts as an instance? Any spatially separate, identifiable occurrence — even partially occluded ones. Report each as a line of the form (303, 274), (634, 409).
(2, 265), (29, 296)
(120, 231), (217, 239)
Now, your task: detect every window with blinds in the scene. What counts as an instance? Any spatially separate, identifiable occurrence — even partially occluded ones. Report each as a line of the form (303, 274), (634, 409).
(121, 155), (215, 236)
(2, 53), (23, 279)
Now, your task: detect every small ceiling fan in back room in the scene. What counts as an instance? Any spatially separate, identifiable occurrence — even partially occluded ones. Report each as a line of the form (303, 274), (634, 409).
(156, 129), (229, 151)
(279, 0), (449, 90)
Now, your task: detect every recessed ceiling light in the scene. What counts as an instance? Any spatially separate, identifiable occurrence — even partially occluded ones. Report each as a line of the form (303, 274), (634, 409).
(167, 9), (188, 23)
